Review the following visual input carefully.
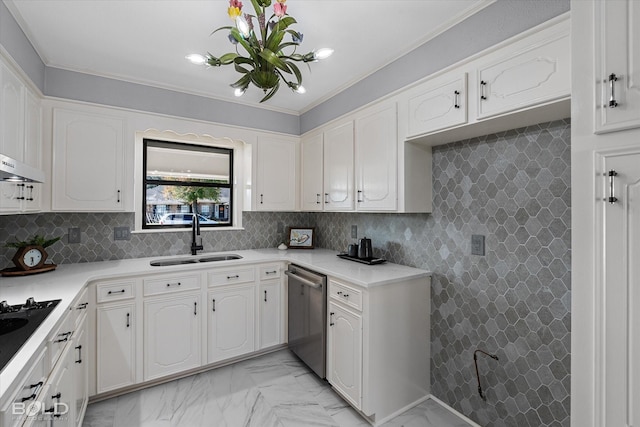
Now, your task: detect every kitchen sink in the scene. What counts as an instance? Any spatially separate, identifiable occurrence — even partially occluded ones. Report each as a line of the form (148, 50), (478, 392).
(150, 254), (242, 267)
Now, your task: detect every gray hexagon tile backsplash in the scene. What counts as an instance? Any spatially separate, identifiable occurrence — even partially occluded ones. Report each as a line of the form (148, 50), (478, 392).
(0, 119), (570, 427)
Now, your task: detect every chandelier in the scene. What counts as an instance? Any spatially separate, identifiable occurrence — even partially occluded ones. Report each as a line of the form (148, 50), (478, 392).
(187, 0), (333, 103)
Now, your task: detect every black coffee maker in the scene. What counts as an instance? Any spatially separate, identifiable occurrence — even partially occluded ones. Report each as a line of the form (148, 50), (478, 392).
(358, 237), (372, 259)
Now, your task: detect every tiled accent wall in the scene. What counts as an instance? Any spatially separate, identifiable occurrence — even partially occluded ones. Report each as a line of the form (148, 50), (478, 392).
(0, 120), (570, 426)
(0, 211), (312, 266)
(315, 120), (571, 427)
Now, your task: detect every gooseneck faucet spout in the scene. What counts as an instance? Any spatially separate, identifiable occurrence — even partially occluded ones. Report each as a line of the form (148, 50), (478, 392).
(191, 202), (204, 256)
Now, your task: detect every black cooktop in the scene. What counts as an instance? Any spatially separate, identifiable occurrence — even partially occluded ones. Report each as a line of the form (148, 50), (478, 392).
(0, 298), (61, 372)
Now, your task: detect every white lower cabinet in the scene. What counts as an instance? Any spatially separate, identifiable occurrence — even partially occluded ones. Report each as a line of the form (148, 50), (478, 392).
(259, 280), (281, 349)
(326, 277), (430, 424)
(96, 302), (136, 393)
(72, 316), (88, 426)
(43, 344), (75, 427)
(208, 284), (256, 363)
(328, 301), (362, 409)
(144, 294), (201, 380)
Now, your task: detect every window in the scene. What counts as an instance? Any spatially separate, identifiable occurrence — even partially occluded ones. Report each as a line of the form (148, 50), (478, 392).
(143, 139), (233, 229)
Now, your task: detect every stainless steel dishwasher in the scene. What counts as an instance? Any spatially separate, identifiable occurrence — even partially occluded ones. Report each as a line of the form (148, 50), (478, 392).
(285, 263), (327, 378)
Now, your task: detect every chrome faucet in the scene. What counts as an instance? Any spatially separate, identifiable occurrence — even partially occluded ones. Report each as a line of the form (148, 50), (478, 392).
(191, 202), (203, 256)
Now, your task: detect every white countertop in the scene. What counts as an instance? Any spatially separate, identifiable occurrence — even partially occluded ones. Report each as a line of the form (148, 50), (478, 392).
(0, 248), (430, 397)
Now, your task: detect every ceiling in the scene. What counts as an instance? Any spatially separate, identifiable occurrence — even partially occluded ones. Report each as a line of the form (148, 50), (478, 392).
(5, 0), (491, 115)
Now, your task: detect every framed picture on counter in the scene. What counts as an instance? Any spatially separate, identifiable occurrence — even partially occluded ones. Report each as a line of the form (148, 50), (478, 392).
(287, 227), (315, 249)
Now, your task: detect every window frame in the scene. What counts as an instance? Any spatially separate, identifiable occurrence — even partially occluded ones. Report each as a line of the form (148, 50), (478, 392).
(142, 138), (234, 230)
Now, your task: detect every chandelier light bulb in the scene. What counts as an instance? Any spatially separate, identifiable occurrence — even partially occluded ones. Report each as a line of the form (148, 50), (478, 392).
(234, 87), (246, 97)
(236, 16), (251, 38)
(294, 85), (306, 94)
(186, 54), (207, 65)
(313, 48), (334, 60)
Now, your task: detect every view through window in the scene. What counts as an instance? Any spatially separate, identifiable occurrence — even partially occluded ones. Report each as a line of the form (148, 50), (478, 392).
(143, 139), (233, 229)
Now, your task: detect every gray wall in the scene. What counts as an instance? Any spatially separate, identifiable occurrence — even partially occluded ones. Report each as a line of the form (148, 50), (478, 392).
(0, 120), (571, 426)
(0, 0), (569, 135)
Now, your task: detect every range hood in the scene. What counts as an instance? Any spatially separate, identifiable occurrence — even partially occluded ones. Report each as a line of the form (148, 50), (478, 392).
(0, 154), (44, 183)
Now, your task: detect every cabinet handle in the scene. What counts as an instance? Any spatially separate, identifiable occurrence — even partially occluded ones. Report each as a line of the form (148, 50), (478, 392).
(108, 289), (126, 295)
(16, 183), (25, 200)
(227, 275), (239, 279)
(75, 345), (82, 363)
(26, 185), (34, 201)
(480, 80), (487, 100)
(117, 189), (121, 203)
(357, 190), (363, 203)
(76, 302), (88, 310)
(608, 170), (618, 204)
(260, 194), (264, 204)
(316, 193), (321, 204)
(329, 312), (335, 326)
(212, 299), (216, 312)
(166, 282), (181, 287)
(194, 301), (197, 315)
(54, 331), (71, 343)
(454, 90), (460, 109)
(608, 73), (619, 108)
(126, 312), (130, 328)
(264, 290), (268, 302)
(324, 193), (329, 204)
(265, 270), (277, 275)
(343, 294), (349, 298)
(21, 382), (43, 402)
(337, 291), (342, 295)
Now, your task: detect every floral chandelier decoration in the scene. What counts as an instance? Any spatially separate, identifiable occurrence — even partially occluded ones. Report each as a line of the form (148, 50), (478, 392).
(188, 0), (333, 103)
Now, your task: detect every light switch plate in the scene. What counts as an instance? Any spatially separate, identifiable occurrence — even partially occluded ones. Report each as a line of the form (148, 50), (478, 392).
(471, 234), (485, 256)
(351, 225), (357, 239)
(114, 226), (131, 241)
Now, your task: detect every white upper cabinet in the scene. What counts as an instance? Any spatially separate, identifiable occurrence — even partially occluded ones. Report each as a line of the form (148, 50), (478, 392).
(0, 63), (24, 161)
(52, 108), (125, 211)
(407, 74), (468, 137)
(24, 90), (42, 170)
(255, 136), (298, 211)
(594, 0), (640, 133)
(476, 24), (570, 119)
(323, 121), (355, 211)
(355, 103), (397, 211)
(300, 133), (324, 211)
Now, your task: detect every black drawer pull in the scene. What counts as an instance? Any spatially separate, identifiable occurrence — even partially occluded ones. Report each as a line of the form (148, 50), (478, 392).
(227, 275), (239, 279)
(166, 282), (181, 287)
(108, 289), (126, 295)
(21, 382), (43, 402)
(75, 345), (82, 363)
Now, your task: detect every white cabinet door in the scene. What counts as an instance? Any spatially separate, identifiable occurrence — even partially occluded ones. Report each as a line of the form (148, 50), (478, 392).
(407, 74), (467, 137)
(52, 109), (125, 211)
(0, 182), (22, 212)
(144, 294), (201, 380)
(0, 64), (24, 161)
(72, 318), (88, 426)
(476, 27), (570, 119)
(256, 136), (297, 211)
(96, 303), (135, 393)
(328, 301), (362, 409)
(44, 344), (74, 427)
(323, 122), (354, 211)
(355, 104), (397, 211)
(301, 133), (324, 211)
(208, 284), (255, 363)
(600, 152), (640, 426)
(24, 90), (41, 169)
(259, 280), (281, 349)
(595, 0), (640, 133)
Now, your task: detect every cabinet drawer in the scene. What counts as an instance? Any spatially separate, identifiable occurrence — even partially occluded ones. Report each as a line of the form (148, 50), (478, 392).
(0, 348), (47, 427)
(259, 263), (282, 280)
(97, 281), (135, 303)
(72, 287), (89, 326)
(48, 311), (73, 371)
(209, 267), (255, 287)
(143, 274), (200, 296)
(329, 280), (363, 311)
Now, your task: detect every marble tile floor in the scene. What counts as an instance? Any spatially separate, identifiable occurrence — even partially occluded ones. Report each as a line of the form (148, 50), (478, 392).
(83, 349), (473, 427)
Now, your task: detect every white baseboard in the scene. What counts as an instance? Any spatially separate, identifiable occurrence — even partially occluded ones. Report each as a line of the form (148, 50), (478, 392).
(428, 394), (482, 427)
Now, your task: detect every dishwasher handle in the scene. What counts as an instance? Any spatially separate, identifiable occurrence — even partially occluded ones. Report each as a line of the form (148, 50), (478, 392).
(285, 270), (323, 289)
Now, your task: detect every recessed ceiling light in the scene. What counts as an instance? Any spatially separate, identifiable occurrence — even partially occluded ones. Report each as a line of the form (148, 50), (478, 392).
(185, 54), (207, 65)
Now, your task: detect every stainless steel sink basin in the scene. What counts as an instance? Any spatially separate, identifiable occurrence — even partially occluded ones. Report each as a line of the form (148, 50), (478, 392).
(198, 255), (243, 263)
(150, 254), (242, 267)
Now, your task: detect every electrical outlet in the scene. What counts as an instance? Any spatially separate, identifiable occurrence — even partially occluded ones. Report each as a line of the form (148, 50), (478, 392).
(471, 234), (485, 256)
(68, 228), (81, 244)
(114, 226), (131, 241)
(351, 225), (358, 239)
